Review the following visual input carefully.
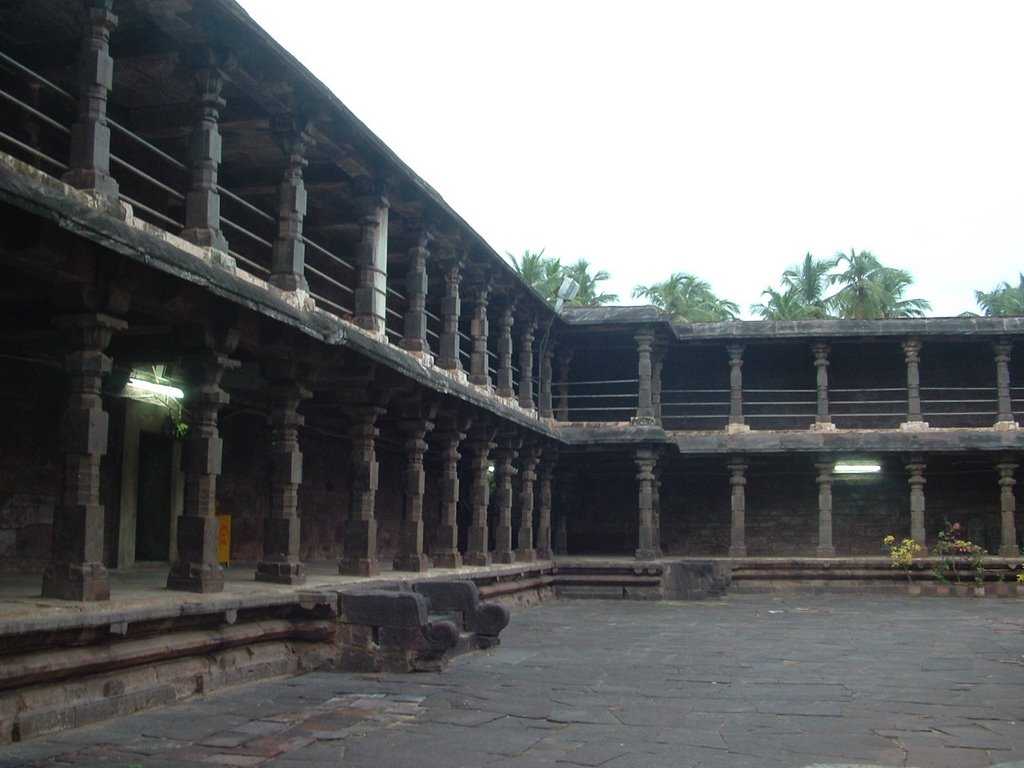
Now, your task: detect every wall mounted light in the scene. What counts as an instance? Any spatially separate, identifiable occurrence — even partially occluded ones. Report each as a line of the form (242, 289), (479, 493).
(127, 378), (184, 400)
(834, 461), (882, 475)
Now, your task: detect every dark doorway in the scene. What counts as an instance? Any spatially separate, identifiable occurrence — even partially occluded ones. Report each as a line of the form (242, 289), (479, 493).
(135, 431), (173, 561)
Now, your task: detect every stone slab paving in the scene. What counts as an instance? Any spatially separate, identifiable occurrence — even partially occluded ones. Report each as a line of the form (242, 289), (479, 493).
(3, 595), (1024, 767)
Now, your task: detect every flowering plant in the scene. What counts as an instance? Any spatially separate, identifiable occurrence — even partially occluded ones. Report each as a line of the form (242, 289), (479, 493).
(932, 521), (985, 585)
(883, 534), (922, 582)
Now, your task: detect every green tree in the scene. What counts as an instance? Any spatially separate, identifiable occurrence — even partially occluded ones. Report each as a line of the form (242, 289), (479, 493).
(781, 252), (835, 315)
(632, 273), (739, 322)
(562, 258), (618, 306)
(507, 249), (562, 302)
(750, 287), (821, 320)
(828, 250), (930, 319)
(975, 274), (1024, 316)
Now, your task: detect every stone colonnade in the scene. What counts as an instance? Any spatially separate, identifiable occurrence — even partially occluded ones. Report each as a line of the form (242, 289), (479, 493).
(630, 449), (1020, 561)
(632, 334), (1020, 430)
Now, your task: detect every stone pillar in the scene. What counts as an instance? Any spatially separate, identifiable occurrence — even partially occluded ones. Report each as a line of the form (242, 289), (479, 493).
(997, 459), (1018, 557)
(181, 51), (230, 252)
(339, 405), (386, 576)
(635, 448), (659, 559)
(401, 232), (431, 355)
(515, 444), (541, 562)
(728, 460), (748, 557)
(437, 259), (464, 371)
(901, 339), (927, 428)
(393, 417), (434, 572)
(353, 185), (389, 335)
(994, 341), (1017, 428)
(269, 120), (311, 292)
(495, 305), (515, 398)
(255, 379), (310, 584)
(432, 421), (469, 568)
(727, 344), (747, 431)
(651, 461), (663, 555)
(42, 314), (125, 601)
(538, 346), (554, 418)
(468, 284), (491, 387)
(652, 346), (664, 425)
(555, 513), (568, 555)
(634, 331), (656, 424)
(63, 0), (118, 200)
(167, 347), (240, 593)
(517, 318), (537, 410)
(536, 449), (557, 560)
(906, 457), (927, 549)
(464, 425), (496, 566)
(556, 350), (573, 421)
(492, 437), (519, 563)
(815, 461), (835, 557)
(811, 343), (833, 430)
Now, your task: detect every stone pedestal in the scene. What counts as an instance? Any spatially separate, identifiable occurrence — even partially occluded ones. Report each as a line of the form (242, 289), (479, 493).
(256, 380), (310, 585)
(167, 347), (239, 593)
(42, 313), (125, 601)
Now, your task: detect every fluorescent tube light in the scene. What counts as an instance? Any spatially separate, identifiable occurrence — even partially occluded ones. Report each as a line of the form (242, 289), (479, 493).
(834, 462), (882, 475)
(127, 378), (184, 400)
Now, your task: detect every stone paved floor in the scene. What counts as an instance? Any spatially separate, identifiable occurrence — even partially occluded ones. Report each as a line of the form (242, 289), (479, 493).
(4, 595), (1024, 768)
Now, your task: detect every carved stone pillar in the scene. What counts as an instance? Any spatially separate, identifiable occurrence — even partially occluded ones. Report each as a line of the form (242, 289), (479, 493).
(432, 420), (469, 568)
(63, 0), (118, 200)
(437, 259), (463, 371)
(495, 305), (515, 398)
(652, 346), (664, 425)
(393, 417), (434, 572)
(182, 51), (230, 252)
(269, 120), (311, 292)
(464, 424), (496, 566)
(815, 461), (835, 557)
(727, 344), (746, 431)
(42, 313), (125, 601)
(517, 318), (536, 410)
(728, 460), (748, 557)
(994, 341), (1017, 428)
(901, 339), (927, 428)
(493, 437), (519, 563)
(556, 350), (573, 421)
(339, 404), (387, 576)
(256, 379), (310, 584)
(401, 233), (431, 355)
(167, 346), (240, 593)
(555, 512), (568, 555)
(906, 456), (927, 549)
(536, 449), (557, 560)
(468, 284), (491, 387)
(353, 185), (389, 335)
(811, 343), (833, 430)
(652, 462), (663, 555)
(997, 458), (1018, 557)
(635, 448), (659, 559)
(634, 331), (656, 424)
(538, 346), (554, 418)
(515, 444), (541, 562)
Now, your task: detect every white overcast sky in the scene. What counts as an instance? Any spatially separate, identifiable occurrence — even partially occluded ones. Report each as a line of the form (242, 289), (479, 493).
(240, 0), (1024, 318)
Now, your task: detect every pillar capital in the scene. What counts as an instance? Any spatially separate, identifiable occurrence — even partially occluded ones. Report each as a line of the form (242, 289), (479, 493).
(902, 337), (922, 362)
(727, 343), (745, 365)
(812, 342), (830, 366)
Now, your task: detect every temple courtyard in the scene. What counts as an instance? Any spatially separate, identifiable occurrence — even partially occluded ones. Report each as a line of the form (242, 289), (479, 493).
(0, 595), (1022, 768)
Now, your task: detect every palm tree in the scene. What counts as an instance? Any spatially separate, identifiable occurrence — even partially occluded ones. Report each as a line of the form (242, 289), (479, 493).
(827, 250), (931, 319)
(632, 273), (739, 322)
(562, 258), (618, 306)
(507, 249), (561, 303)
(750, 288), (821, 320)
(781, 253), (835, 314)
(975, 274), (1024, 316)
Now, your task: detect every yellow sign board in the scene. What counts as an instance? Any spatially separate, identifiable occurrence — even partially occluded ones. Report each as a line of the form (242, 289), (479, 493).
(217, 515), (231, 565)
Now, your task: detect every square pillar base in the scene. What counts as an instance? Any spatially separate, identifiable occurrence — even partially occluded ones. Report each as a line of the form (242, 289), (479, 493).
(516, 548), (536, 563)
(899, 421), (930, 431)
(999, 545), (1020, 557)
(536, 547), (553, 561)
(393, 554), (432, 572)
(339, 558), (378, 577)
(493, 550), (516, 564)
(166, 562), (225, 593)
(41, 561), (110, 602)
(635, 548), (659, 561)
(994, 420), (1020, 431)
(810, 421), (837, 432)
(726, 423), (751, 434)
(432, 552), (462, 569)
(255, 561), (306, 585)
(816, 546), (836, 558)
(464, 551), (491, 567)
(728, 545), (748, 558)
